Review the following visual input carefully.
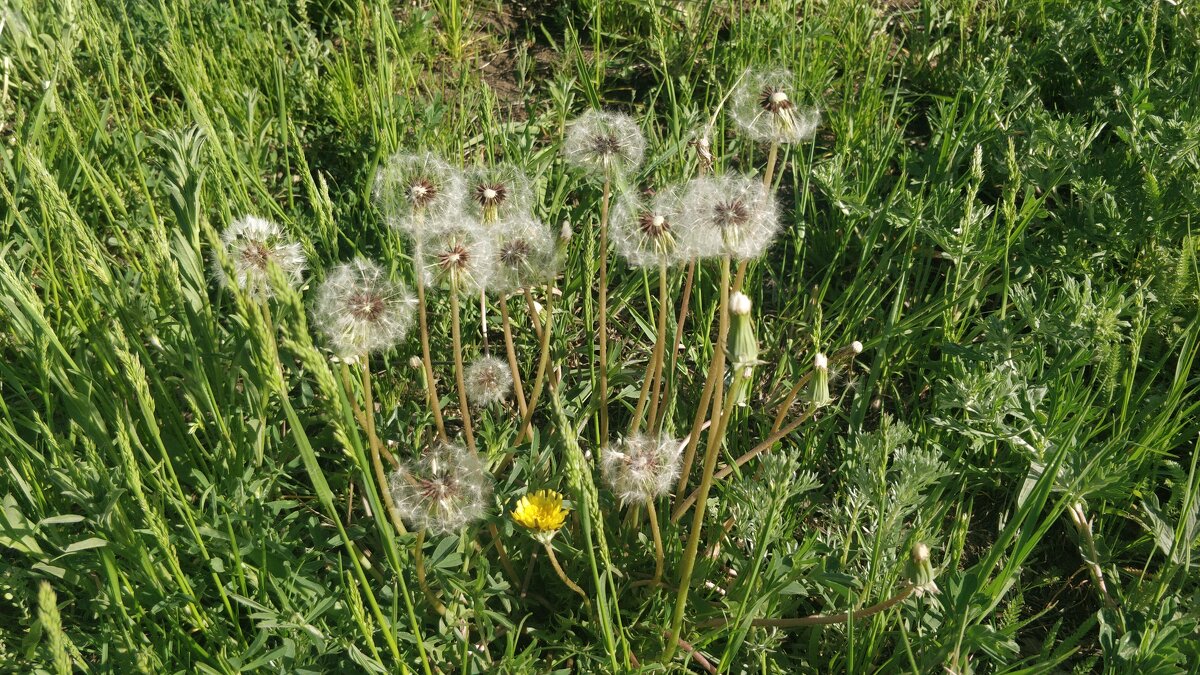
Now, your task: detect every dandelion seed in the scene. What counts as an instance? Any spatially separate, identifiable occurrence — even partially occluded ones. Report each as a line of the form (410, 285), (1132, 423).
(488, 216), (557, 293)
(212, 216), (306, 299)
(563, 110), (646, 179)
(601, 434), (684, 506)
(313, 257), (415, 359)
(611, 187), (685, 267)
(418, 223), (494, 293)
(465, 355), (512, 407)
(730, 68), (821, 144)
(463, 164), (533, 224)
(679, 175), (779, 260)
(390, 442), (492, 534)
(373, 152), (464, 235)
(512, 489), (569, 544)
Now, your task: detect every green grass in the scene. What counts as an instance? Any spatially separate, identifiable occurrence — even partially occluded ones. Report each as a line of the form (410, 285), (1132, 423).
(2, 0), (1199, 672)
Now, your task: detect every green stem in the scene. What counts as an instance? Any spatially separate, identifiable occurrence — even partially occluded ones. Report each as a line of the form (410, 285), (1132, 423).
(449, 286), (477, 453)
(500, 297), (529, 419)
(516, 288), (554, 444)
(598, 177), (612, 447)
(544, 542), (590, 607)
(415, 266), (448, 441)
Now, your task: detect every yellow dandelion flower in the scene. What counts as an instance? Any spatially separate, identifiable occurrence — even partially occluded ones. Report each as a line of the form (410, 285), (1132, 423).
(512, 490), (569, 542)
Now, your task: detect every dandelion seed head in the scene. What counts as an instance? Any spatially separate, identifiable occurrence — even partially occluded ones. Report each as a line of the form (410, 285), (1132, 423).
(601, 434), (684, 505)
(611, 188), (686, 267)
(463, 164), (533, 223)
(679, 176), (779, 260)
(465, 356), (512, 407)
(563, 110), (646, 178)
(213, 216), (306, 299)
(418, 222), (494, 293)
(313, 257), (415, 358)
(730, 68), (821, 144)
(390, 442), (492, 534)
(374, 152), (464, 236)
(488, 216), (557, 293)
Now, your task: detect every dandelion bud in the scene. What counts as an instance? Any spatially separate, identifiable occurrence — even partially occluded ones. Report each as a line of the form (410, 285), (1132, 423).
(463, 164), (533, 224)
(726, 293), (759, 407)
(313, 257), (415, 359)
(611, 188), (684, 267)
(904, 542), (940, 597)
(212, 215), (306, 299)
(851, 340), (863, 354)
(408, 355), (423, 369)
(373, 152), (463, 237)
(730, 67), (821, 145)
(390, 442), (492, 534)
(563, 109), (646, 179)
(808, 352), (831, 407)
(600, 435), (683, 505)
(465, 356), (512, 407)
(679, 175), (779, 260)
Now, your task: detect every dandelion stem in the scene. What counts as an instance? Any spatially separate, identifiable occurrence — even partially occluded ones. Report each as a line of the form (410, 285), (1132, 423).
(449, 285), (477, 454)
(598, 176), (612, 447)
(664, 259), (737, 663)
(645, 260), (670, 435)
(517, 287), (554, 445)
(523, 287), (544, 341)
(414, 529), (447, 615)
(696, 584), (915, 629)
(499, 297), (529, 419)
(544, 542), (590, 608)
(762, 141), (780, 190)
(659, 259), (695, 434)
(673, 269), (721, 503)
(416, 270), (448, 441)
(646, 499), (665, 587)
(361, 360), (408, 536)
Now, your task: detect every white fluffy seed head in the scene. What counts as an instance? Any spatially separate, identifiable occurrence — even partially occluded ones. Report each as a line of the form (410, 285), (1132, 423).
(729, 67), (821, 145)
(313, 257), (415, 358)
(373, 152), (464, 237)
(729, 292), (753, 316)
(611, 187), (686, 268)
(678, 175), (780, 260)
(213, 216), (306, 299)
(563, 109), (646, 179)
(389, 442), (492, 534)
(462, 164), (533, 224)
(465, 356), (512, 407)
(601, 434), (684, 505)
(488, 216), (557, 294)
(418, 221), (494, 293)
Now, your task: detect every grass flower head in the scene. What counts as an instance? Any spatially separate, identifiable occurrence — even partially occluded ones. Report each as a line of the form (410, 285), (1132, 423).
(563, 109), (646, 179)
(373, 152), (464, 235)
(611, 187), (685, 267)
(465, 355), (512, 407)
(213, 215), (306, 299)
(314, 257), (415, 359)
(389, 442), (492, 534)
(680, 175), (779, 260)
(730, 67), (821, 144)
(601, 434), (684, 505)
(512, 489), (569, 544)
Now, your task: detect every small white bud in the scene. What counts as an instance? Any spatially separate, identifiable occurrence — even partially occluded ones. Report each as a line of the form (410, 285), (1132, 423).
(409, 355), (423, 369)
(913, 542), (930, 563)
(729, 292), (752, 316)
(851, 340), (863, 354)
(560, 220), (573, 240)
(814, 353), (828, 370)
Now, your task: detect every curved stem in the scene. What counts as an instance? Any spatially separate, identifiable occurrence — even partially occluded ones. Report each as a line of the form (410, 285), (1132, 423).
(449, 288), (477, 453)
(645, 260), (670, 435)
(516, 288), (554, 445)
(697, 585), (914, 629)
(415, 272), (448, 441)
(499, 298), (529, 419)
(771, 342), (859, 433)
(523, 287), (544, 341)
(544, 542), (590, 608)
(414, 530), (447, 615)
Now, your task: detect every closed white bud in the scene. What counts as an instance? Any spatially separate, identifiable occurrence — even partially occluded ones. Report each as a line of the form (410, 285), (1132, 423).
(814, 353), (828, 370)
(851, 340), (863, 354)
(729, 292), (752, 316)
